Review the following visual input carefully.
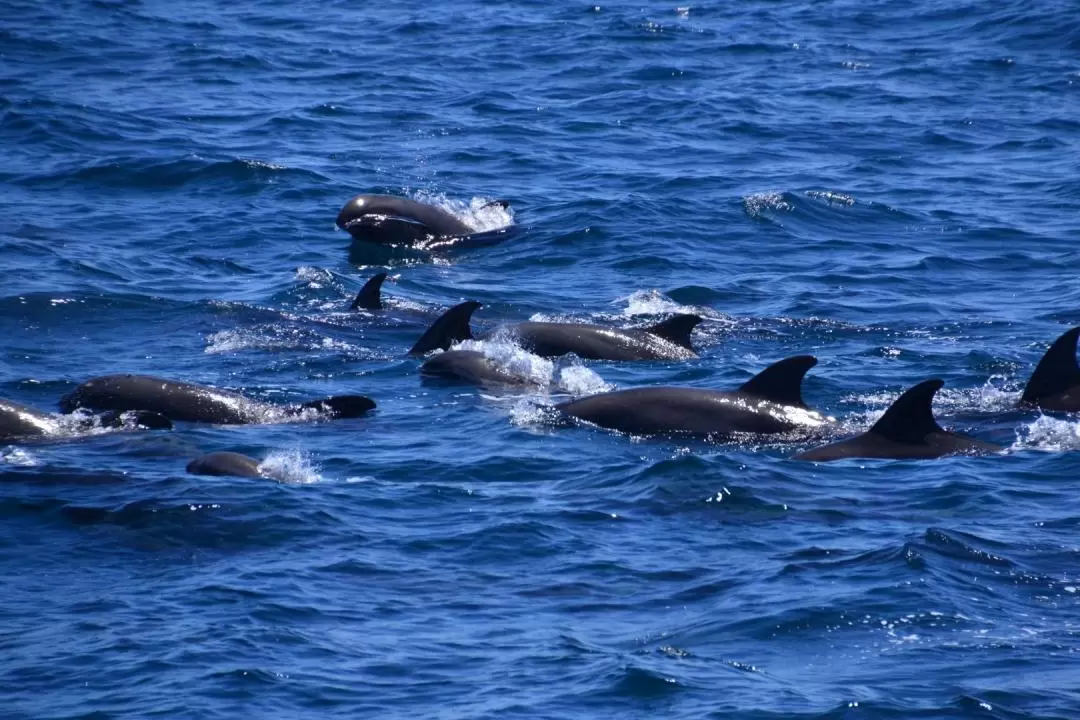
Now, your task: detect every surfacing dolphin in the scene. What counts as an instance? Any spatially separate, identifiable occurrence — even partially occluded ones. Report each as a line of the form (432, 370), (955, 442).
(408, 300), (702, 361)
(186, 451), (265, 478)
(1019, 326), (1080, 412)
(419, 350), (541, 389)
(794, 379), (1001, 462)
(59, 375), (375, 425)
(556, 355), (830, 439)
(1, 397), (171, 442)
(337, 194), (510, 249)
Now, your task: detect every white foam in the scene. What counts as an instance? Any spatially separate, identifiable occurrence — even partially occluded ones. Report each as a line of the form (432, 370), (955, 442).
(615, 290), (732, 325)
(742, 192), (792, 218)
(556, 364), (613, 395)
(204, 328), (362, 355)
(619, 289), (687, 317)
(294, 266), (333, 286)
(411, 191), (515, 233)
(257, 449), (323, 484)
(837, 377), (1020, 433)
(1012, 415), (1080, 453)
(1, 447), (39, 466)
(456, 335), (554, 386)
(806, 189), (856, 206)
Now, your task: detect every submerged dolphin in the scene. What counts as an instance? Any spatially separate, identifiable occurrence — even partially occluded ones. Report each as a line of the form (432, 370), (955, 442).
(59, 375), (375, 425)
(186, 451), (265, 478)
(350, 272), (388, 311)
(556, 355), (830, 438)
(419, 350), (539, 388)
(794, 379), (1001, 461)
(337, 194), (511, 248)
(1, 397), (171, 442)
(1020, 326), (1080, 412)
(408, 300), (702, 361)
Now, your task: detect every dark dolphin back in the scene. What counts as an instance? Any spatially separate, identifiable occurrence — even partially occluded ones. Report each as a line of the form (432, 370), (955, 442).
(409, 301), (482, 354)
(186, 451), (263, 478)
(1021, 326), (1080, 407)
(350, 272), (387, 310)
(869, 379), (946, 443)
(295, 395), (376, 419)
(738, 355), (817, 408)
(60, 374), (264, 424)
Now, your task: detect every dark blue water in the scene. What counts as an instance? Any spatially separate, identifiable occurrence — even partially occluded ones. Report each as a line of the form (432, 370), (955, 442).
(3, 1), (1080, 717)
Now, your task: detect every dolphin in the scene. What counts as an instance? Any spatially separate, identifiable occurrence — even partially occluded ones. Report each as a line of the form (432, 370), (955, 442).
(419, 350), (540, 388)
(337, 194), (483, 247)
(407, 300), (702, 361)
(59, 375), (375, 425)
(1, 398), (64, 441)
(556, 355), (830, 438)
(1019, 326), (1080, 412)
(186, 451), (265, 478)
(350, 272), (388, 311)
(794, 379), (1002, 462)
(1, 397), (172, 442)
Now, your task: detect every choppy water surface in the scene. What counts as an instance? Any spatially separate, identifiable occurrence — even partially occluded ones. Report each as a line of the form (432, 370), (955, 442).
(2, 1), (1080, 717)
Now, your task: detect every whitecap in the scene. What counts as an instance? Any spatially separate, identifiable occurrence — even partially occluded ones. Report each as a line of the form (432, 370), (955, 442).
(258, 449), (323, 484)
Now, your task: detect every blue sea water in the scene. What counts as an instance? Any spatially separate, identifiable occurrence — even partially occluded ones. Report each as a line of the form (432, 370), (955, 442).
(2, 0), (1080, 717)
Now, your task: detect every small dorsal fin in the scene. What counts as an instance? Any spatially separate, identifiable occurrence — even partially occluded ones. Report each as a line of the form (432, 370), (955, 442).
(869, 379), (945, 443)
(1021, 327), (1080, 406)
(409, 301), (481, 355)
(350, 273), (387, 311)
(646, 314), (702, 350)
(737, 355), (817, 408)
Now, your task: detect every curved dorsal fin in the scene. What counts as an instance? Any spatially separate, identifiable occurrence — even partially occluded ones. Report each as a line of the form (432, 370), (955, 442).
(869, 379), (945, 443)
(1021, 327), (1080, 406)
(738, 355), (817, 408)
(409, 301), (481, 355)
(350, 272), (387, 311)
(646, 314), (702, 350)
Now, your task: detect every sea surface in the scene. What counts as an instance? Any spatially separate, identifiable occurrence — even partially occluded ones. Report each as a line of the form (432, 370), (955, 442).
(2, 1), (1080, 717)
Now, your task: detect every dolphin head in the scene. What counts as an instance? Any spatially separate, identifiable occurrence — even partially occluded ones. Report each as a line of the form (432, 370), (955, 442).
(336, 194), (381, 230)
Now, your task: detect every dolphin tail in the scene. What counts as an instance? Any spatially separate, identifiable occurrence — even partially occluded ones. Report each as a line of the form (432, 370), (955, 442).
(646, 314), (702, 350)
(738, 355), (817, 408)
(409, 300), (482, 355)
(350, 272), (388, 311)
(297, 395), (376, 419)
(1020, 327), (1080, 406)
(869, 379), (946, 443)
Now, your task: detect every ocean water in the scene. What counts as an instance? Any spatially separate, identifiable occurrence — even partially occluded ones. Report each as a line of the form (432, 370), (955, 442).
(2, 0), (1080, 717)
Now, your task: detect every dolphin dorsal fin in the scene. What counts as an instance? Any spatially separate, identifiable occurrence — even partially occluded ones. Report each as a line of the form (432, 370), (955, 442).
(1021, 327), (1080, 406)
(350, 272), (387, 311)
(738, 355), (817, 408)
(869, 379), (945, 443)
(409, 301), (481, 355)
(646, 314), (702, 350)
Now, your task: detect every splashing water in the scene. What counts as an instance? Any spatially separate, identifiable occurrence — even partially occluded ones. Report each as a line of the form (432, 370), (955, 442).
(258, 449), (323, 484)
(411, 192), (515, 233)
(1012, 415), (1080, 453)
